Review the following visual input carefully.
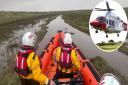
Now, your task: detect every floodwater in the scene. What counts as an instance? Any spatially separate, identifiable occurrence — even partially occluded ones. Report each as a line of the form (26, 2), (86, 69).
(0, 19), (46, 72)
(0, 15), (128, 83)
(38, 15), (128, 79)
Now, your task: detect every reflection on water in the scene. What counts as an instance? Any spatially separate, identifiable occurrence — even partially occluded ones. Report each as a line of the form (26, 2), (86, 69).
(38, 16), (128, 79)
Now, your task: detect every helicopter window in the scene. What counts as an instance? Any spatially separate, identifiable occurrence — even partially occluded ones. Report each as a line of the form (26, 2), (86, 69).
(109, 20), (115, 27)
(109, 20), (112, 25)
(98, 17), (103, 20)
(97, 17), (105, 23)
(106, 20), (108, 24)
(117, 17), (120, 20)
(112, 21), (115, 27)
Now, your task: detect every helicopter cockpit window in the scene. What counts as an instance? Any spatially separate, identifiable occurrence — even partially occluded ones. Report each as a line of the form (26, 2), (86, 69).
(97, 17), (105, 23)
(97, 17), (103, 20)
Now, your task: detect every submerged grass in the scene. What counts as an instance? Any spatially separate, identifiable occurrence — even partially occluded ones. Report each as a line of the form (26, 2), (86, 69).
(92, 56), (128, 85)
(0, 12), (58, 85)
(0, 11), (59, 43)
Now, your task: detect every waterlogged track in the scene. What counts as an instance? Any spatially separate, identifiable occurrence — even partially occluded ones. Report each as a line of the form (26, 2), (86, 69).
(38, 16), (128, 79)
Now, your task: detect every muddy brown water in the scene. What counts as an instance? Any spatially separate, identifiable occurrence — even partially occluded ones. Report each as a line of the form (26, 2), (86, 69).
(38, 16), (128, 79)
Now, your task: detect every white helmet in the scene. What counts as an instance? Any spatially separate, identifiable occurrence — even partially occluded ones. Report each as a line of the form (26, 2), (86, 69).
(64, 33), (72, 44)
(99, 73), (120, 85)
(22, 32), (36, 47)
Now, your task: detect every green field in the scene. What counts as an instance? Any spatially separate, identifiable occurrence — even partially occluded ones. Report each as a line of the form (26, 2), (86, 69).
(97, 43), (122, 51)
(0, 12), (41, 25)
(61, 10), (91, 34)
(92, 56), (128, 85)
(119, 43), (128, 55)
(0, 11), (59, 43)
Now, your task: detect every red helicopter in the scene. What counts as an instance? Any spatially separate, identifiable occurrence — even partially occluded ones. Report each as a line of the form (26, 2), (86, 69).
(90, 1), (127, 38)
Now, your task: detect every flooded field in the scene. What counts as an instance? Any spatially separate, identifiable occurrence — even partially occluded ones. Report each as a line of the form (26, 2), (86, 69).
(0, 16), (56, 85)
(0, 15), (128, 84)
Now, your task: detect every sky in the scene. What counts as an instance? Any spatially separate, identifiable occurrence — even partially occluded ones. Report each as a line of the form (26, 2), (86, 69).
(89, 0), (127, 44)
(0, 0), (128, 12)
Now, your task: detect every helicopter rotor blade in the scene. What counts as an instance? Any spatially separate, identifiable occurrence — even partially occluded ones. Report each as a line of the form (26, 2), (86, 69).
(94, 9), (107, 11)
(106, 1), (110, 11)
(94, 1), (115, 12)
(95, 8), (103, 10)
(106, 1), (114, 11)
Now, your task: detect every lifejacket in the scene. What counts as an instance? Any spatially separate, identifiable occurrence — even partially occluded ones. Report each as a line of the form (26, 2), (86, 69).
(15, 46), (36, 76)
(58, 44), (73, 73)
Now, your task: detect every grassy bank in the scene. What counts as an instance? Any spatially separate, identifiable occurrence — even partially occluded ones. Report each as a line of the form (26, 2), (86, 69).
(61, 10), (91, 34)
(92, 56), (128, 85)
(0, 12), (42, 25)
(0, 11), (58, 43)
(118, 43), (128, 55)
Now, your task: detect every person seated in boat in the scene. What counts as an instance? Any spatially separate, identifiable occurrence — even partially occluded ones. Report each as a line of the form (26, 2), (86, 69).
(53, 33), (80, 78)
(15, 32), (55, 85)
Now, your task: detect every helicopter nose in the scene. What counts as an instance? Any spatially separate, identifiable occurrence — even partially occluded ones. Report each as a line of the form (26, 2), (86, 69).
(90, 21), (99, 26)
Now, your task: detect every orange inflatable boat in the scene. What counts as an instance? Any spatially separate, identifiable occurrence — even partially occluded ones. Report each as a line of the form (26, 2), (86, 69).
(41, 31), (101, 85)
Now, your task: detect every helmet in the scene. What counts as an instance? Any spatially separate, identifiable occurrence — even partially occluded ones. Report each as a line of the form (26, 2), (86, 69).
(64, 33), (72, 44)
(22, 32), (36, 47)
(99, 73), (120, 85)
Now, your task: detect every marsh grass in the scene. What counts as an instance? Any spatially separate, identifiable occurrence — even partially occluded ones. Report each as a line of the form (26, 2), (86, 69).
(61, 10), (91, 34)
(92, 56), (128, 85)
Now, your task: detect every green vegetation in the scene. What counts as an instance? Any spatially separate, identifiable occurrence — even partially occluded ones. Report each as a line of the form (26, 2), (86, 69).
(0, 12), (42, 25)
(92, 56), (128, 85)
(0, 57), (21, 85)
(118, 43), (128, 55)
(97, 42), (122, 51)
(0, 11), (58, 43)
(61, 10), (91, 34)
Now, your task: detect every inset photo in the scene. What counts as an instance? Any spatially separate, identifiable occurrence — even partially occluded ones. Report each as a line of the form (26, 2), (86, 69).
(89, 0), (127, 52)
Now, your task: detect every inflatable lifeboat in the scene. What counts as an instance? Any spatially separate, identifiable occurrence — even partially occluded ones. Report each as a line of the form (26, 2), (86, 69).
(41, 31), (101, 85)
